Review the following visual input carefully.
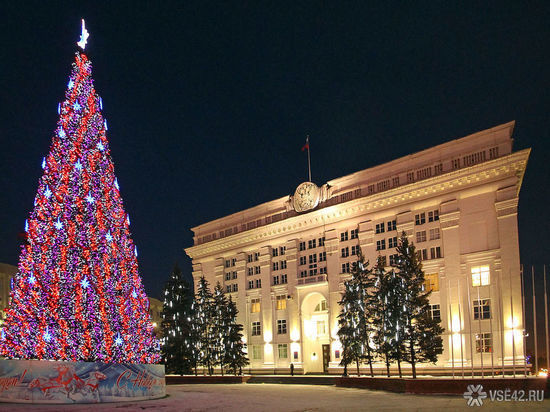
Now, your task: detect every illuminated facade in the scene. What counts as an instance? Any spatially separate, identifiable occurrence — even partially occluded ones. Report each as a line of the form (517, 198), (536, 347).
(185, 121), (529, 374)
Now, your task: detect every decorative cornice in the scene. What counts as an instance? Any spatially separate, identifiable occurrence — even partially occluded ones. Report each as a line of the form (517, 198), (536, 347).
(185, 150), (529, 260)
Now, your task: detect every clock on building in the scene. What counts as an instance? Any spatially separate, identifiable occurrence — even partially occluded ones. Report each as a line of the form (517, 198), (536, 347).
(293, 181), (320, 212)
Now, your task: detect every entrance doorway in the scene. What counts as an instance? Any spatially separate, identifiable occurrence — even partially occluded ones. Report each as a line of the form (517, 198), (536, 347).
(301, 292), (330, 373)
(322, 344), (330, 373)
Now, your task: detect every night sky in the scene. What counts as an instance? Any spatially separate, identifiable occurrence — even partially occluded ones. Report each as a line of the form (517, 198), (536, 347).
(1, 2), (549, 300)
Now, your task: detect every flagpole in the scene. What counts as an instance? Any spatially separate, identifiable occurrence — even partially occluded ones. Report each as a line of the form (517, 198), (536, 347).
(307, 135), (312, 182)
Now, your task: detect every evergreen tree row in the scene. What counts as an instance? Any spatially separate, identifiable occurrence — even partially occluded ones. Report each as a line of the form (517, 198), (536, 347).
(161, 265), (248, 375)
(337, 232), (444, 378)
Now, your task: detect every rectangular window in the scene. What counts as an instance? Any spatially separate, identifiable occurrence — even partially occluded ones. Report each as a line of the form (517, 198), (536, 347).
(388, 236), (398, 248)
(319, 251), (326, 262)
(389, 253), (399, 266)
(416, 231), (426, 243)
(308, 239), (317, 249)
(318, 237), (325, 247)
(376, 239), (386, 251)
(255, 279), (262, 288)
(225, 272), (231, 281)
(251, 321), (261, 336)
(309, 254), (317, 264)
(226, 285), (231, 293)
(299, 242), (306, 251)
(280, 246), (286, 255)
(471, 266), (490, 286)
(430, 246), (442, 259)
(309, 268), (318, 276)
(278, 344), (288, 359)
(254, 252), (260, 261)
(232, 271), (237, 279)
(247, 267), (253, 276)
(434, 163), (443, 175)
(319, 266), (327, 274)
(387, 220), (397, 231)
(375, 223), (385, 234)
(473, 299), (491, 320)
(277, 319), (287, 334)
(272, 248), (279, 257)
(407, 171), (415, 183)
(248, 280), (254, 289)
(247, 254), (253, 263)
(255, 266), (261, 275)
(351, 245), (359, 256)
(430, 304), (441, 322)
(424, 273), (439, 292)
(299, 256), (306, 265)
(392, 176), (400, 187)
(300, 270), (308, 278)
(273, 262), (279, 271)
(232, 284), (238, 292)
(417, 249), (428, 261)
(340, 231), (348, 242)
(350, 229), (359, 239)
(252, 345), (262, 359)
(341, 262), (350, 273)
(429, 228), (440, 240)
(225, 259), (231, 268)
(273, 275), (279, 285)
(276, 295), (287, 310)
(475, 333), (492, 353)
(281, 274), (287, 284)
(281, 260), (287, 269)
(415, 213), (426, 225)
(316, 320), (326, 335)
(367, 184), (375, 194)
(428, 210), (439, 222)
(231, 258), (237, 267)
(341, 247), (349, 257)
(251, 298), (260, 313)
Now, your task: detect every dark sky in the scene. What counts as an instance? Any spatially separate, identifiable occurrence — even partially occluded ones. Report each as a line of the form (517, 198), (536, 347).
(1, 2), (549, 299)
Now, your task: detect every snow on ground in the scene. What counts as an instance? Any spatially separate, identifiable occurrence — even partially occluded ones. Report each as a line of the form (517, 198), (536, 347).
(0, 383), (547, 411)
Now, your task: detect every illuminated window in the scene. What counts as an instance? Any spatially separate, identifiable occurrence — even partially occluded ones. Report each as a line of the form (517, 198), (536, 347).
(475, 333), (492, 353)
(252, 345), (262, 359)
(423, 273), (439, 292)
(473, 299), (491, 320)
(471, 266), (490, 286)
(251, 298), (260, 313)
(316, 321), (326, 335)
(314, 300), (327, 312)
(278, 344), (288, 359)
(276, 295), (287, 310)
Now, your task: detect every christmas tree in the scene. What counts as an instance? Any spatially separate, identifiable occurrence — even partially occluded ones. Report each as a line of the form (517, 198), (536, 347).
(223, 296), (249, 375)
(161, 264), (193, 374)
(191, 276), (214, 375)
(0, 21), (159, 364)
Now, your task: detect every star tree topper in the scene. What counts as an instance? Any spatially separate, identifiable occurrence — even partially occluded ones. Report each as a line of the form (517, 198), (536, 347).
(77, 19), (89, 50)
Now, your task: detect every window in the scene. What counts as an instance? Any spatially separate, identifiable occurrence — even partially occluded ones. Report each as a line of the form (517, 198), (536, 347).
(232, 271), (237, 279)
(299, 242), (306, 251)
(247, 254), (253, 263)
(273, 275), (279, 285)
(367, 184), (375, 194)
(225, 260), (231, 268)
(351, 245), (359, 256)
(226, 285), (231, 293)
(350, 229), (359, 239)
(428, 210), (439, 222)
(341, 247), (349, 257)
(251, 298), (260, 313)
(319, 266), (327, 274)
(387, 220), (397, 231)
(309, 268), (318, 276)
(430, 246), (442, 259)
(231, 258), (237, 267)
(415, 213), (426, 225)
(300, 270), (308, 278)
(376, 239), (386, 251)
(434, 163), (443, 175)
(225, 272), (231, 281)
(273, 262), (279, 271)
(255, 279), (262, 288)
(254, 252), (260, 261)
(319, 237), (325, 247)
(473, 299), (491, 320)
(340, 231), (348, 242)
(316, 320), (326, 335)
(232, 284), (238, 292)
(452, 158), (460, 170)
(299, 256), (307, 266)
(309, 254), (317, 264)
(251, 321), (261, 336)
(341, 263), (350, 273)
(388, 236), (398, 248)
(255, 266), (261, 275)
(389, 254), (399, 266)
(429, 228), (440, 240)
(248, 280), (254, 289)
(276, 295), (286, 310)
(392, 176), (400, 187)
(472, 266), (490, 286)
(319, 251), (326, 262)
(476, 333), (492, 353)
(416, 231), (426, 243)
(252, 345), (262, 359)
(407, 171), (415, 182)
(375, 223), (385, 234)
(424, 273), (439, 292)
(308, 239), (317, 249)
(247, 267), (253, 276)
(272, 248), (279, 257)
(429, 304), (441, 322)
(417, 249), (428, 261)
(280, 246), (286, 255)
(277, 319), (287, 334)
(281, 260), (287, 269)
(278, 344), (288, 359)
(281, 274), (287, 284)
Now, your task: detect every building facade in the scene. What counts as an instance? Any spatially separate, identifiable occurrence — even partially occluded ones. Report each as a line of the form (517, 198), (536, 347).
(0, 263), (17, 331)
(185, 122), (529, 374)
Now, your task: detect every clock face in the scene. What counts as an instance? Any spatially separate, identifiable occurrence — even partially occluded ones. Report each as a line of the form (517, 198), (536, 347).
(293, 182), (320, 212)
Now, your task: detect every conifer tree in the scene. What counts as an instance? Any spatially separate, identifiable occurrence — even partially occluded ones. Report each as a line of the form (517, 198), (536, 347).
(395, 231), (444, 378)
(371, 256), (394, 377)
(212, 282), (229, 375)
(223, 296), (249, 375)
(161, 264), (193, 375)
(191, 276), (214, 375)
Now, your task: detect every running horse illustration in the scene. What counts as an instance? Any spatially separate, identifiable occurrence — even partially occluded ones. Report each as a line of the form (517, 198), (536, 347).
(28, 365), (106, 400)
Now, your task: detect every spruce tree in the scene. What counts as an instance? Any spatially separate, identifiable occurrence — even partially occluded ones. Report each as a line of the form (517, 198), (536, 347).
(371, 256), (394, 377)
(191, 276), (214, 375)
(395, 231), (444, 378)
(224, 296), (249, 375)
(161, 264), (193, 375)
(212, 282), (229, 375)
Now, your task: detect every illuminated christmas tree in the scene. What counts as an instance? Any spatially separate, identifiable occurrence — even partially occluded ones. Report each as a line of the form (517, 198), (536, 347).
(0, 21), (160, 364)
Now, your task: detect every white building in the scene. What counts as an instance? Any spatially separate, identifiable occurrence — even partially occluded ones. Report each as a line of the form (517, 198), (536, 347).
(185, 121), (529, 374)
